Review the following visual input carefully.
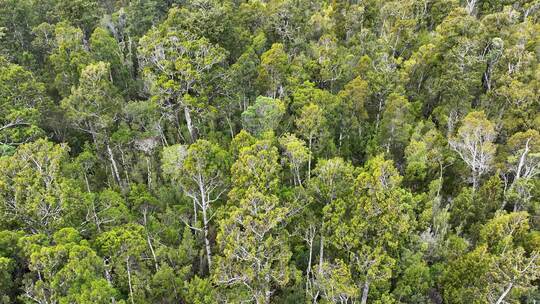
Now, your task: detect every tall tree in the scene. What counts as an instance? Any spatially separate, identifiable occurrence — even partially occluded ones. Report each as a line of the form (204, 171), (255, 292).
(449, 111), (497, 190)
(0, 57), (49, 147)
(161, 139), (229, 271)
(138, 8), (227, 142)
(61, 61), (124, 188)
(214, 139), (292, 303)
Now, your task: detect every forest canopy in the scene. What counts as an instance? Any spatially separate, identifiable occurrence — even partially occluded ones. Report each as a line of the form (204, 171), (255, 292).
(0, 0), (539, 303)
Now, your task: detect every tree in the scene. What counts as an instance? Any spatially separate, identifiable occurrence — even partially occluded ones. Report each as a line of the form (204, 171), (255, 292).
(241, 96), (285, 136)
(96, 224), (150, 304)
(279, 133), (310, 186)
(61, 61), (124, 188)
(214, 139), (292, 303)
(449, 111), (497, 190)
(257, 43), (288, 98)
(312, 260), (358, 303)
(20, 228), (120, 304)
(480, 212), (540, 303)
(405, 120), (452, 191)
(0, 139), (83, 233)
(296, 103), (328, 179)
(378, 93), (414, 162)
(49, 22), (92, 98)
(308, 157), (356, 294)
(0, 57), (49, 147)
(504, 129), (540, 210)
(138, 8), (227, 142)
(85, 189), (129, 234)
(161, 139), (229, 271)
(337, 76), (370, 159)
(324, 155), (413, 304)
(89, 27), (133, 94)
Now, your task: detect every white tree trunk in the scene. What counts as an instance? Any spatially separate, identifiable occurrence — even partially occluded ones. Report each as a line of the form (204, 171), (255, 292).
(126, 255), (135, 304)
(495, 282), (513, 304)
(106, 143), (122, 188)
(184, 106), (196, 142)
(202, 203), (212, 270)
(360, 280), (370, 304)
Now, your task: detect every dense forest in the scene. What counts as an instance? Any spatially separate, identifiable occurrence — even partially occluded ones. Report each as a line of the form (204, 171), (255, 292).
(0, 0), (539, 303)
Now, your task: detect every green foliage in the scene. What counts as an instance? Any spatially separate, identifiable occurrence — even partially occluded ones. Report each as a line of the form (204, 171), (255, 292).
(0, 1), (538, 303)
(0, 57), (48, 146)
(242, 96), (285, 136)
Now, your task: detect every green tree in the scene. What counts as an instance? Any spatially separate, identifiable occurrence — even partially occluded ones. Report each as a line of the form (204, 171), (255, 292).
(241, 96), (285, 136)
(20, 228), (120, 304)
(49, 22), (92, 98)
(503, 129), (540, 211)
(257, 43), (288, 98)
(324, 155), (413, 304)
(0, 139), (83, 233)
(138, 8), (227, 142)
(96, 224), (151, 304)
(61, 61), (124, 188)
(0, 57), (49, 147)
(214, 139), (292, 303)
(378, 93), (414, 162)
(296, 103), (328, 179)
(279, 133), (310, 186)
(161, 139), (229, 271)
(449, 111), (497, 190)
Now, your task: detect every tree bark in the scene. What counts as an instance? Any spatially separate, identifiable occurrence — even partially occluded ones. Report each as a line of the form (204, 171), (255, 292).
(495, 282), (513, 304)
(106, 142), (123, 189)
(360, 280), (370, 304)
(308, 137), (313, 181)
(126, 255), (135, 304)
(184, 106), (196, 142)
(318, 231), (324, 274)
(202, 203), (212, 271)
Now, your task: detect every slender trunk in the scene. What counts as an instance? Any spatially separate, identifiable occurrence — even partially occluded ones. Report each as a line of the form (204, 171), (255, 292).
(263, 274), (272, 304)
(318, 231), (324, 274)
(226, 116), (235, 139)
(360, 280), (370, 304)
(375, 98), (383, 130)
(104, 259), (112, 285)
(120, 148), (130, 188)
(143, 207), (158, 272)
(146, 156), (152, 189)
(308, 137), (313, 181)
(306, 230), (314, 298)
(83, 171), (91, 193)
(106, 143), (122, 189)
(495, 282), (513, 304)
(92, 198), (101, 233)
(192, 200), (198, 224)
(197, 172), (212, 271)
(147, 234), (158, 271)
(184, 106), (196, 142)
(126, 255), (135, 304)
(202, 204), (212, 271)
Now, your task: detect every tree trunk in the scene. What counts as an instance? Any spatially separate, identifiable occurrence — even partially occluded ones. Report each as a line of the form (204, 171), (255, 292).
(305, 228), (314, 297)
(146, 156), (152, 189)
(184, 106), (196, 142)
(318, 231), (324, 274)
(147, 234), (158, 272)
(495, 282), (513, 304)
(360, 280), (370, 304)
(83, 171), (91, 193)
(106, 143), (122, 189)
(308, 137), (313, 181)
(126, 255), (135, 304)
(202, 204), (212, 271)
